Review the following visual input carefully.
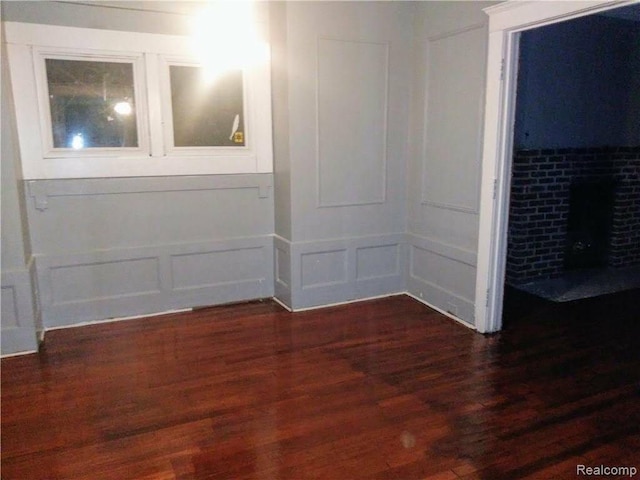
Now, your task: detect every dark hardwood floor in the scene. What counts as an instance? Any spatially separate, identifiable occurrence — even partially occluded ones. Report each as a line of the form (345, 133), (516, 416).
(2, 293), (639, 479)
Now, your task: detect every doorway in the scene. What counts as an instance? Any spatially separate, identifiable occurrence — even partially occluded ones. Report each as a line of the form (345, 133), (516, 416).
(504, 10), (640, 312)
(474, 0), (640, 333)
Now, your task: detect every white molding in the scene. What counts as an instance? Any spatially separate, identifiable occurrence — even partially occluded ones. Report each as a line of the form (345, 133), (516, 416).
(144, 52), (165, 158)
(25, 174), (273, 211)
(421, 23), (486, 214)
(31, 47), (150, 158)
(157, 56), (252, 157)
(1, 349), (38, 359)
(474, 0), (639, 334)
(420, 200), (478, 214)
(315, 36), (390, 208)
(44, 308), (193, 332)
(283, 292), (405, 313)
(484, 1), (637, 33)
(271, 296), (293, 312)
(2, 291), (473, 358)
(5, 22), (196, 55)
(407, 232), (477, 267)
(405, 292), (475, 331)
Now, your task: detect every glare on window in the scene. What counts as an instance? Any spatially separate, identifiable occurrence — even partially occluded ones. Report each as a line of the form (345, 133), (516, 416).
(169, 65), (245, 147)
(46, 59), (138, 149)
(71, 133), (84, 150)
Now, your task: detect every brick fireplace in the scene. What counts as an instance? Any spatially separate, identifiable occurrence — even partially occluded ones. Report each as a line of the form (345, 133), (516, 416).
(506, 146), (640, 286)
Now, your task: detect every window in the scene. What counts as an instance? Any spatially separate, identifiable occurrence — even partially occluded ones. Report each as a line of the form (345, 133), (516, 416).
(168, 65), (245, 148)
(46, 59), (139, 150)
(5, 21), (272, 179)
(35, 52), (149, 158)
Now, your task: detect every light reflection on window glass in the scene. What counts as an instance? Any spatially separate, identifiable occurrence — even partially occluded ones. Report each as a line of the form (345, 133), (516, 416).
(45, 59), (138, 149)
(169, 66), (245, 147)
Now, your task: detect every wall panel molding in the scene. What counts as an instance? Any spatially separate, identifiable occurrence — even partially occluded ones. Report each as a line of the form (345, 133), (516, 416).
(273, 236), (293, 307)
(1, 268), (39, 354)
(421, 23), (486, 214)
(35, 236), (274, 328)
(316, 37), (389, 208)
(27, 174), (273, 211)
(407, 233), (477, 267)
(274, 233), (406, 310)
(406, 235), (477, 325)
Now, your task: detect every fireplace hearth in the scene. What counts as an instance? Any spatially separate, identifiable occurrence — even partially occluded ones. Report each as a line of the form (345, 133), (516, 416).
(506, 146), (640, 299)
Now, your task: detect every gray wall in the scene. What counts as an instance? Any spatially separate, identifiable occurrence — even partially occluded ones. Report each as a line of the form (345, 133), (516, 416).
(23, 176), (274, 328)
(1, 1), (194, 35)
(271, 2), (412, 309)
(406, 2), (495, 325)
(2, 1), (497, 352)
(1, 31), (40, 354)
(1, 2), (274, 335)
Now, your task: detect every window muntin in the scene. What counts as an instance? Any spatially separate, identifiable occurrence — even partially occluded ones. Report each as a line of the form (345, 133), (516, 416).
(169, 65), (246, 148)
(45, 58), (139, 150)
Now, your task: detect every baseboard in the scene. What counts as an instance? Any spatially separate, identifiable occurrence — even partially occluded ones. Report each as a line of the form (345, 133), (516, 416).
(44, 308), (193, 332)
(275, 291), (406, 312)
(1, 348), (38, 359)
(405, 292), (475, 330)
(34, 236), (274, 329)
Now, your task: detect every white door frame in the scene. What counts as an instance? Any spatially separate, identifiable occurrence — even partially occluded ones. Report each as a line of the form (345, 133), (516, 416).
(474, 0), (639, 334)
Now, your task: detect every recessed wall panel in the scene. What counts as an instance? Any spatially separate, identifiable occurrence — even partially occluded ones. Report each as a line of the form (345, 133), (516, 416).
(422, 25), (486, 212)
(276, 247), (291, 286)
(356, 244), (399, 280)
(1, 286), (18, 328)
(50, 258), (161, 304)
(301, 249), (347, 288)
(411, 245), (476, 301)
(317, 38), (388, 207)
(171, 247), (265, 290)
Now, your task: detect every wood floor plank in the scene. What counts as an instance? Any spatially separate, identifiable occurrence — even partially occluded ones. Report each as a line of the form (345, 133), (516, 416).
(2, 292), (639, 479)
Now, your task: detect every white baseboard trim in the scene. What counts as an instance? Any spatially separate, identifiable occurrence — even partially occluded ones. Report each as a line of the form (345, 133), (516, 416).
(1, 349), (38, 359)
(275, 291), (406, 313)
(44, 308), (193, 332)
(405, 292), (476, 330)
(271, 296), (293, 312)
(275, 291), (475, 329)
(4, 294), (476, 359)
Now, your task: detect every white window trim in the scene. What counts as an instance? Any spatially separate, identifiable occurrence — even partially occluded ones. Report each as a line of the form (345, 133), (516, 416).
(157, 56), (252, 157)
(32, 47), (150, 158)
(4, 21), (273, 179)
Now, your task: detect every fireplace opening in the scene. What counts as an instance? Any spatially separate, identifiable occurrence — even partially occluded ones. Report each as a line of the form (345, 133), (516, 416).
(564, 180), (615, 270)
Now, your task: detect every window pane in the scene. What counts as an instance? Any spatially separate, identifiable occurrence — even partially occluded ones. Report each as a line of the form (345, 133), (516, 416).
(170, 66), (245, 147)
(46, 59), (138, 149)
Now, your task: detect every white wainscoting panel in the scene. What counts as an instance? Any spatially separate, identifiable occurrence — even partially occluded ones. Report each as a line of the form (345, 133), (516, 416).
(421, 25), (487, 213)
(407, 233), (477, 324)
(50, 257), (161, 305)
(1, 269), (39, 354)
(36, 236), (274, 328)
(317, 37), (389, 207)
(356, 244), (399, 280)
(1, 286), (19, 328)
(275, 234), (405, 310)
(301, 249), (348, 289)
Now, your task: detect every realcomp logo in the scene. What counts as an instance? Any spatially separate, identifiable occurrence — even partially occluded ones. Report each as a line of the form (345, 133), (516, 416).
(577, 464), (638, 477)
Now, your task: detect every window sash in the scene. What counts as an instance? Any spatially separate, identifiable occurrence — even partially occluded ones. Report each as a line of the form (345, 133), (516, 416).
(33, 48), (150, 158)
(159, 57), (252, 156)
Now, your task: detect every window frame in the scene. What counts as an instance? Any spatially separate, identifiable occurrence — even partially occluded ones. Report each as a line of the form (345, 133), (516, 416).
(4, 21), (273, 179)
(33, 47), (150, 159)
(158, 56), (252, 156)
